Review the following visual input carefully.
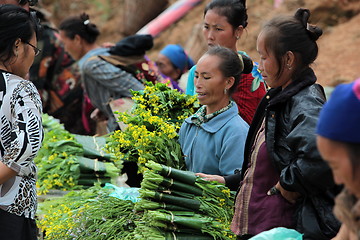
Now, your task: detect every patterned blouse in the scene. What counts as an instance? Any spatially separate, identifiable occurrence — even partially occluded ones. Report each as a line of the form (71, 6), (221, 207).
(0, 70), (43, 219)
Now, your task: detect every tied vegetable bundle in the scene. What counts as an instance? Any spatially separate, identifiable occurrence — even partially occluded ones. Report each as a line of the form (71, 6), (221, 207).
(35, 114), (119, 195)
(105, 82), (198, 173)
(38, 185), (141, 240)
(133, 161), (236, 240)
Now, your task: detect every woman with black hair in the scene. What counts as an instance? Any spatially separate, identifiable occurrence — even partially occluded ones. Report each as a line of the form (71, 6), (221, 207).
(198, 8), (341, 240)
(229, 8), (340, 239)
(179, 46), (251, 177)
(0, 4), (43, 240)
(59, 13), (144, 133)
(186, 0), (266, 125)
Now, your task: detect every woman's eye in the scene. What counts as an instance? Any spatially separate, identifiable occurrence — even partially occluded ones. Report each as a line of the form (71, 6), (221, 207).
(204, 76), (211, 80)
(216, 28), (223, 31)
(194, 75), (199, 79)
(203, 25), (209, 29)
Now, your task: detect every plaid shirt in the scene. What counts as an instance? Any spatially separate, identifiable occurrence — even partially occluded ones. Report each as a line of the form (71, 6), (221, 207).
(78, 48), (144, 131)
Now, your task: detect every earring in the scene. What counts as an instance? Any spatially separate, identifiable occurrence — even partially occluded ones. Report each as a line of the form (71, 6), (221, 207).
(224, 88), (228, 94)
(236, 36), (240, 40)
(15, 45), (18, 57)
(287, 64), (292, 70)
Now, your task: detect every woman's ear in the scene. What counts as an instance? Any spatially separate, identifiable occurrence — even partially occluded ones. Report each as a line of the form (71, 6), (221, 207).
(226, 76), (235, 89)
(285, 51), (295, 69)
(235, 25), (244, 40)
(74, 34), (82, 44)
(13, 38), (21, 56)
(14, 38), (21, 47)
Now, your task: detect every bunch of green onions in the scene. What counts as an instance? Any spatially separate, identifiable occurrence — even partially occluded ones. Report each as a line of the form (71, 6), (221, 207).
(132, 161), (236, 240)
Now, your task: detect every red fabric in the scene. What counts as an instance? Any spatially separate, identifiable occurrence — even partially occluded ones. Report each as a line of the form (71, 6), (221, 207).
(231, 73), (266, 125)
(82, 94), (95, 133)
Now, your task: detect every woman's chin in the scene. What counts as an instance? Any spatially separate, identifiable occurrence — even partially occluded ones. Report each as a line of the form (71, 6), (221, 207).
(197, 96), (207, 105)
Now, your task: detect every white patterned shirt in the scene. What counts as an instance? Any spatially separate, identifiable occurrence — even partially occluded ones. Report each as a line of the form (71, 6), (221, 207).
(0, 70), (43, 219)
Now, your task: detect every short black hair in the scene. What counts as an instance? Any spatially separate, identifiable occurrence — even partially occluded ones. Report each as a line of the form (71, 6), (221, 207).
(0, 4), (40, 65)
(204, 0), (248, 29)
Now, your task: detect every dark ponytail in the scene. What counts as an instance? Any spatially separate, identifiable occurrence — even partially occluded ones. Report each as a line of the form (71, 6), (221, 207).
(59, 13), (100, 44)
(260, 8), (323, 79)
(241, 53), (253, 74)
(204, 0), (248, 29)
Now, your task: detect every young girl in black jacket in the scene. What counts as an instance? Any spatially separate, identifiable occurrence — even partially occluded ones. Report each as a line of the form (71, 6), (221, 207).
(198, 8), (341, 240)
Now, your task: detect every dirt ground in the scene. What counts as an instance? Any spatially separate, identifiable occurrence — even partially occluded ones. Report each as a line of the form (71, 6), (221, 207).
(41, 0), (360, 87)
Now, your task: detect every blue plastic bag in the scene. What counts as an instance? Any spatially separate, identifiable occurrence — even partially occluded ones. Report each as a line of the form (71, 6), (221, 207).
(249, 227), (303, 240)
(103, 183), (140, 203)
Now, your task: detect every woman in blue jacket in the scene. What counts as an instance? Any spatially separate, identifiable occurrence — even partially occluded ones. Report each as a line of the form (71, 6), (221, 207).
(179, 46), (250, 176)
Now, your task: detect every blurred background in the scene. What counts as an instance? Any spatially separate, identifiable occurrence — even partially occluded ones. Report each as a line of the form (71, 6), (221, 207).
(39, 0), (360, 87)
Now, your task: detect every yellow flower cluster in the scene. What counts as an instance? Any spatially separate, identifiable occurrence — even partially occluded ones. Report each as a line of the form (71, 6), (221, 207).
(36, 153), (78, 195)
(38, 203), (78, 239)
(106, 82), (199, 173)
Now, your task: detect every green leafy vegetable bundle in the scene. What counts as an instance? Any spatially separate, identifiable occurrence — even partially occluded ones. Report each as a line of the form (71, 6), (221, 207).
(38, 185), (141, 240)
(35, 114), (120, 195)
(132, 161), (236, 240)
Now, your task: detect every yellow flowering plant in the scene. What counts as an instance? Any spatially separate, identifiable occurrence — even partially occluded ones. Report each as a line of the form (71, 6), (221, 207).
(38, 184), (140, 240)
(105, 82), (199, 173)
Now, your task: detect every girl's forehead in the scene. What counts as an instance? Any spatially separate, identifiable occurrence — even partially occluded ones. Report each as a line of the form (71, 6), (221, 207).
(204, 9), (229, 23)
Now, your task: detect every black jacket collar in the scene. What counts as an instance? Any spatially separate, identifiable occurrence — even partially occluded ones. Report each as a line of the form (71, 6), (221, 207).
(268, 67), (317, 107)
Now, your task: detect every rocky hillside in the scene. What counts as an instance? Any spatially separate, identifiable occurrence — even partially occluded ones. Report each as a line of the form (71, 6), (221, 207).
(42, 0), (360, 87)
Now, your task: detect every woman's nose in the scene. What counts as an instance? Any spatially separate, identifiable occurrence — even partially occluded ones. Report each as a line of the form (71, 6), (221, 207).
(207, 30), (215, 40)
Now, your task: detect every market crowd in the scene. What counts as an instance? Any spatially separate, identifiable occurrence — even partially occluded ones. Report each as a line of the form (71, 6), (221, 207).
(0, 0), (359, 240)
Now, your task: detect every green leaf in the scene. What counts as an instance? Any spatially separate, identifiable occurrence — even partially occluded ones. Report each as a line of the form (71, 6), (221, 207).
(251, 77), (261, 92)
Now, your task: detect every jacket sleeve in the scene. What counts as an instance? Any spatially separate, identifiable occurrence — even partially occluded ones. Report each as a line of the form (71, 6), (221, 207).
(224, 172), (242, 191)
(279, 89), (334, 195)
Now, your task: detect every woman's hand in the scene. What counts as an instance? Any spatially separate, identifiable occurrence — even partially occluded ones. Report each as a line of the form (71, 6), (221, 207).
(90, 108), (108, 122)
(0, 162), (16, 185)
(267, 181), (301, 204)
(196, 173), (225, 184)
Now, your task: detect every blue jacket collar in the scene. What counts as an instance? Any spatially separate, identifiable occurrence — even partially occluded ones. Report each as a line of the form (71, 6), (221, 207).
(185, 103), (239, 133)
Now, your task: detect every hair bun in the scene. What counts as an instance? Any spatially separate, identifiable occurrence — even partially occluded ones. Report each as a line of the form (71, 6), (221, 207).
(239, 0), (246, 9)
(80, 13), (89, 22)
(294, 8), (322, 41)
(306, 24), (323, 41)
